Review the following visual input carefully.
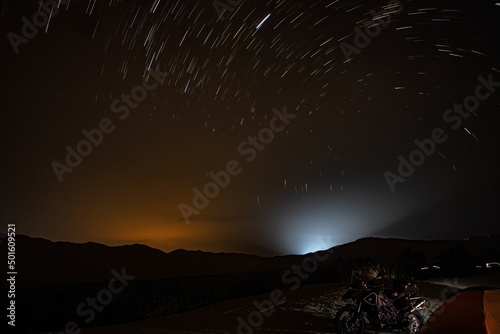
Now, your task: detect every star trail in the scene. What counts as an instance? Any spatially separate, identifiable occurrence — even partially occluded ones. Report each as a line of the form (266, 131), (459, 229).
(2, 0), (499, 255)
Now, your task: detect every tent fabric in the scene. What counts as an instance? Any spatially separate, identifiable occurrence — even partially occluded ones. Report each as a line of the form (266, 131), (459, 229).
(422, 290), (486, 334)
(484, 290), (500, 334)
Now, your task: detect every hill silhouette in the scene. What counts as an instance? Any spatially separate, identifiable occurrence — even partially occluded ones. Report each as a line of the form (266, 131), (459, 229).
(12, 234), (500, 286)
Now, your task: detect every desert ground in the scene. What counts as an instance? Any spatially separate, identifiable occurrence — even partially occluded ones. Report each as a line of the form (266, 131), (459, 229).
(56, 281), (445, 334)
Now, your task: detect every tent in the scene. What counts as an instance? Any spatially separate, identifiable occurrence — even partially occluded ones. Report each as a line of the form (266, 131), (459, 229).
(422, 288), (500, 334)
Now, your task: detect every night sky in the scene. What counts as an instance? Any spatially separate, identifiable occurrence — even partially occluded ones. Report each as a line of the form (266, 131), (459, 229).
(2, 0), (499, 256)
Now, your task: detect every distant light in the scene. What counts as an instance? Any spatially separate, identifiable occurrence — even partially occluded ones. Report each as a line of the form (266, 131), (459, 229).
(295, 234), (337, 254)
(272, 197), (368, 255)
(256, 14), (271, 30)
(486, 262), (500, 268)
(433, 265), (441, 270)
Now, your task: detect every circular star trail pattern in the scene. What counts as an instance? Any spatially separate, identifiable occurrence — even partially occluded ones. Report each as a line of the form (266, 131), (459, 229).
(2, 0), (499, 255)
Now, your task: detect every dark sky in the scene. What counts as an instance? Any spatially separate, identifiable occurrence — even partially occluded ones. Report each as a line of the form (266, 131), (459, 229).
(2, 0), (499, 256)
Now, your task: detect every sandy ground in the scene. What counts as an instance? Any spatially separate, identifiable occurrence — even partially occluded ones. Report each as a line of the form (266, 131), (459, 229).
(44, 281), (444, 334)
(426, 271), (500, 289)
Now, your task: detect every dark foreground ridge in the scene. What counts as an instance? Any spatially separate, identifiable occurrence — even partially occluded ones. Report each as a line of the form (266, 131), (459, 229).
(5, 234), (500, 333)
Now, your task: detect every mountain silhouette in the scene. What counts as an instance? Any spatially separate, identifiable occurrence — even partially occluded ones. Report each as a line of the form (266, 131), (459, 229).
(14, 234), (500, 286)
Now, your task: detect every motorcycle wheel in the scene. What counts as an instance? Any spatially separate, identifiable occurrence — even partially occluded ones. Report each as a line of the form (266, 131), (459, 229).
(335, 304), (365, 334)
(406, 311), (425, 334)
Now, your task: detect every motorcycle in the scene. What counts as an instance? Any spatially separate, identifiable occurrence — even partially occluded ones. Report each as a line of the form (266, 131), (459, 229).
(335, 271), (427, 334)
